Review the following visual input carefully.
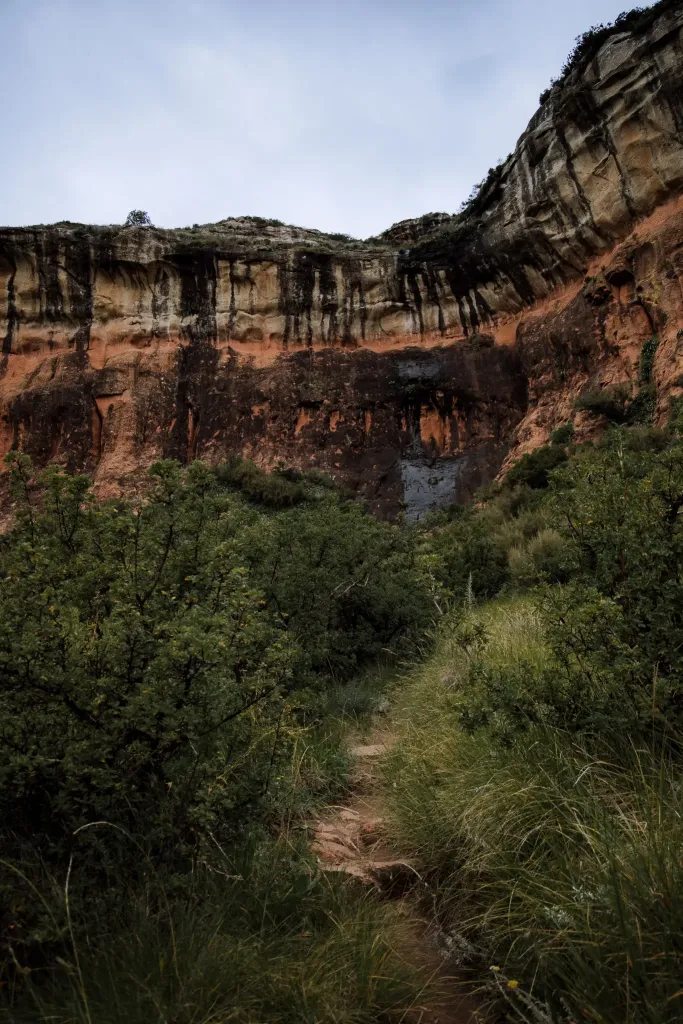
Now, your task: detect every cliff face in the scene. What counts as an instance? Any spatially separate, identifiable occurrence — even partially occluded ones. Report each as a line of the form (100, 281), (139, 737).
(2, 0), (683, 515)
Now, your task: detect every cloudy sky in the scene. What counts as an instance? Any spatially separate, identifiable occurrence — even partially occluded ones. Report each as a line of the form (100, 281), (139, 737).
(4, 0), (640, 237)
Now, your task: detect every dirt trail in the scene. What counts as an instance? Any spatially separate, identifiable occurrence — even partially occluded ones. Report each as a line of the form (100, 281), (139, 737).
(312, 730), (483, 1024)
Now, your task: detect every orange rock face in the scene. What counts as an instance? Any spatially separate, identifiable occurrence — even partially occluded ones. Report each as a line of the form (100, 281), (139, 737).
(1, 3), (683, 515)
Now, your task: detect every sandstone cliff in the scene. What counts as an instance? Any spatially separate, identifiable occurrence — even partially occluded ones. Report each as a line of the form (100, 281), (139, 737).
(2, 0), (683, 515)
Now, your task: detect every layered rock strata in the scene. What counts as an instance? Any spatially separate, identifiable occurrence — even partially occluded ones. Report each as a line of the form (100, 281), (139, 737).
(1, 0), (683, 515)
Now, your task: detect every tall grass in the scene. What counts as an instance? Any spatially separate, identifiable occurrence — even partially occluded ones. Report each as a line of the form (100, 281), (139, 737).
(384, 598), (683, 1023)
(2, 840), (421, 1024)
(1, 709), (424, 1024)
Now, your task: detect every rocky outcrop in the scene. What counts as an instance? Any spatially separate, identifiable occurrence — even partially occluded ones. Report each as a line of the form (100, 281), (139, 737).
(1, 0), (683, 515)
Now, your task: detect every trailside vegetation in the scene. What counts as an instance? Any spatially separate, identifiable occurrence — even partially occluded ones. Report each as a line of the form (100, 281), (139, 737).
(386, 413), (683, 1022)
(0, 455), (431, 1022)
(5, 405), (683, 1022)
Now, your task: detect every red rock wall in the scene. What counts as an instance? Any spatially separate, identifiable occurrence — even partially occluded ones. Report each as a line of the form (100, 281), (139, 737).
(1, 3), (683, 515)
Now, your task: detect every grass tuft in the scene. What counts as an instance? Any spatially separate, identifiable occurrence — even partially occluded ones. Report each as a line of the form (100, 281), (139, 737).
(383, 598), (683, 1023)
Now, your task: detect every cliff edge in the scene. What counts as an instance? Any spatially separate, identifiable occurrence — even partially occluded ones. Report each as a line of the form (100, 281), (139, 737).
(2, 0), (683, 515)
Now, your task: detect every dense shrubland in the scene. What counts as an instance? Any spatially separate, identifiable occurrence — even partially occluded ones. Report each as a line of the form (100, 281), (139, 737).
(387, 412), (683, 1022)
(4, 387), (683, 1022)
(0, 455), (431, 1022)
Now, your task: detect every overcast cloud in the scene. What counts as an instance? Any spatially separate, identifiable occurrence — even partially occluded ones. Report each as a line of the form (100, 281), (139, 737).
(3, 0), (641, 237)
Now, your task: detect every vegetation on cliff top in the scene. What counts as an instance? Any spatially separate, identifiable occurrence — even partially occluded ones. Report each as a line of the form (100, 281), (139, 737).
(540, 0), (678, 103)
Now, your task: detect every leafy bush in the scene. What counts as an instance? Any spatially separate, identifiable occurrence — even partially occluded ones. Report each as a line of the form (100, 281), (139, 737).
(0, 456), (429, 864)
(0, 454), (431, 985)
(214, 454), (309, 506)
(425, 507), (509, 601)
(243, 497), (432, 683)
(124, 209), (152, 227)
(550, 421), (575, 446)
(508, 527), (572, 587)
(627, 382), (656, 424)
(505, 444), (568, 489)
(575, 384), (630, 421)
(445, 434), (683, 749)
(0, 459), (294, 868)
(640, 335), (660, 383)
(541, 438), (683, 744)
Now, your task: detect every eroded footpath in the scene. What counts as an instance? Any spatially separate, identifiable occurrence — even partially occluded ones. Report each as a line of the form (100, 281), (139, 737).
(311, 729), (484, 1024)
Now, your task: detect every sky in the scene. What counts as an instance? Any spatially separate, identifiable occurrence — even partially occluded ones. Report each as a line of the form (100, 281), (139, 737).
(3, 0), (643, 237)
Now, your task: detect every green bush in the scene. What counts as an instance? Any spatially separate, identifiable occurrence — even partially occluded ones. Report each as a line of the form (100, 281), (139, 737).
(243, 497), (432, 683)
(505, 444), (568, 489)
(550, 421), (575, 446)
(639, 335), (660, 383)
(627, 384), (656, 425)
(508, 527), (572, 587)
(425, 507), (509, 601)
(575, 384), (630, 422)
(214, 454), (309, 506)
(445, 434), (683, 749)
(0, 459), (295, 865)
(0, 454), (432, 985)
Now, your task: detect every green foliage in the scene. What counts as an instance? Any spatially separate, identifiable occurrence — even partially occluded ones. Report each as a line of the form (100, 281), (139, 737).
(539, 1), (676, 99)
(385, 598), (683, 1023)
(507, 527), (572, 587)
(575, 384), (630, 421)
(550, 421), (575, 446)
(575, 382), (658, 426)
(626, 382), (656, 424)
(0, 455), (431, 988)
(458, 158), (509, 219)
(505, 444), (568, 488)
(423, 507), (509, 601)
(124, 209), (152, 227)
(541, 437), (683, 743)
(243, 215), (286, 228)
(214, 454), (309, 506)
(4, 839), (421, 1024)
(391, 417), (683, 1019)
(441, 436), (683, 749)
(242, 497), (432, 682)
(0, 458), (294, 867)
(640, 335), (660, 383)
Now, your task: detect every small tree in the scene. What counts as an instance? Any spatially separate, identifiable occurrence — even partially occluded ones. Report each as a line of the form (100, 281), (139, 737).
(124, 209), (153, 227)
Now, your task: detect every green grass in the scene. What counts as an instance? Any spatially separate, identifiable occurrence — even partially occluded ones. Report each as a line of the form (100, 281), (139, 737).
(2, 842), (422, 1024)
(0, 694), (430, 1024)
(383, 598), (683, 1023)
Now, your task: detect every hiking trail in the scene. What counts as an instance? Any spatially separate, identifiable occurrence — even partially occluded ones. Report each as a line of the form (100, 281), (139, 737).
(311, 728), (484, 1024)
